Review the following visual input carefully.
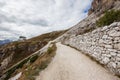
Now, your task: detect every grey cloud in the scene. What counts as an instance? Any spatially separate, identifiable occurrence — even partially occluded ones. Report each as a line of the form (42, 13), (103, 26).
(0, 14), (18, 23)
(23, 19), (48, 26)
(0, 14), (48, 26)
(0, 1), (6, 7)
(0, 0), (92, 40)
(0, 26), (10, 31)
(0, 26), (20, 36)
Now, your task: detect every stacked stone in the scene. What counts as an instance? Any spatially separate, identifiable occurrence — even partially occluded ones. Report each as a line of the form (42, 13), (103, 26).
(65, 22), (120, 76)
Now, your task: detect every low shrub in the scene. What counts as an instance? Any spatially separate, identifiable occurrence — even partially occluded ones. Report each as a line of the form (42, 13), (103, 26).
(96, 10), (120, 27)
(47, 47), (53, 54)
(30, 55), (38, 63)
(21, 43), (57, 80)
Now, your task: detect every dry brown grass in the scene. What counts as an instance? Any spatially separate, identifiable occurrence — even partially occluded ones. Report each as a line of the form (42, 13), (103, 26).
(0, 30), (66, 76)
(19, 43), (57, 80)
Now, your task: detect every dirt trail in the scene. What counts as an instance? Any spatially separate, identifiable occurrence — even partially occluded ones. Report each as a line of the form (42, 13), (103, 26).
(36, 43), (120, 80)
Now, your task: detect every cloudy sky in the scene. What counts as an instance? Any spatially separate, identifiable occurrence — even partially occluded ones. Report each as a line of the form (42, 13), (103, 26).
(0, 0), (92, 40)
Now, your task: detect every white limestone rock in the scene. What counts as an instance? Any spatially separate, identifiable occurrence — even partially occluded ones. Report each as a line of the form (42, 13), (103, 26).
(109, 22), (118, 27)
(116, 57), (120, 61)
(108, 62), (117, 68)
(114, 43), (120, 50)
(101, 26), (108, 31)
(110, 52), (117, 56)
(105, 45), (113, 49)
(108, 30), (120, 37)
(102, 57), (110, 64)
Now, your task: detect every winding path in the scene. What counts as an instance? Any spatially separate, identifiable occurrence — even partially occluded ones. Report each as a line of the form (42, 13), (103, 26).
(36, 43), (120, 80)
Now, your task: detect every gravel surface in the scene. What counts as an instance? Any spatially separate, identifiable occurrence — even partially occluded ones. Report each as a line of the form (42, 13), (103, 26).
(36, 43), (120, 80)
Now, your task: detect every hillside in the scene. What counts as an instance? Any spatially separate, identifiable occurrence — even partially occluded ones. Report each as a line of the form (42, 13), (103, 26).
(18, 0), (120, 80)
(0, 40), (11, 46)
(36, 43), (119, 80)
(56, 0), (120, 77)
(0, 0), (120, 80)
(0, 30), (66, 77)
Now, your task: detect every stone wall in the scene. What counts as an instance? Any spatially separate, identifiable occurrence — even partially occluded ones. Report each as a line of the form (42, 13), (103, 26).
(63, 22), (120, 76)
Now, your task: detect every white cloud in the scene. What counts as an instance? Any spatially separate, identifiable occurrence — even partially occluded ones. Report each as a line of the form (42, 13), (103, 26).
(0, 0), (92, 40)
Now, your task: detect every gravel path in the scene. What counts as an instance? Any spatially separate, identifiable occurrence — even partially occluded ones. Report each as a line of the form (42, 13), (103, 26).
(36, 43), (120, 80)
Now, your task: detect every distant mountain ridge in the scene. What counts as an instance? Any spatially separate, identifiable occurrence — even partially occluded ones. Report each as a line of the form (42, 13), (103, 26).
(0, 39), (11, 46)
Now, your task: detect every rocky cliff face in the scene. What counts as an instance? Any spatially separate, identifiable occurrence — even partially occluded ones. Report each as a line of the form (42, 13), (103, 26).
(88, 0), (120, 15)
(0, 0), (120, 79)
(56, 0), (120, 76)
(64, 22), (120, 76)
(56, 0), (120, 38)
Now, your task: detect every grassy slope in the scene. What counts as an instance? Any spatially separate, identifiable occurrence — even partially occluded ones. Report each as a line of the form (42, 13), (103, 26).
(18, 43), (57, 80)
(0, 30), (67, 74)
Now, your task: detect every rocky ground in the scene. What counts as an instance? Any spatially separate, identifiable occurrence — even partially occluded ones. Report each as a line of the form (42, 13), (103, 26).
(1, 0), (120, 79)
(36, 43), (119, 80)
(64, 22), (120, 75)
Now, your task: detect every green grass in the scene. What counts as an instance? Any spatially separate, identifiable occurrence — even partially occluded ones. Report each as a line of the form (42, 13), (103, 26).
(4, 58), (30, 80)
(47, 47), (54, 54)
(96, 10), (120, 27)
(30, 55), (39, 63)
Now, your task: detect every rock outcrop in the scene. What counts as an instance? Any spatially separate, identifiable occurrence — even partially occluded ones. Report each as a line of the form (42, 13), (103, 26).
(63, 22), (120, 76)
(55, 0), (120, 76)
(88, 0), (120, 15)
(0, 0), (120, 79)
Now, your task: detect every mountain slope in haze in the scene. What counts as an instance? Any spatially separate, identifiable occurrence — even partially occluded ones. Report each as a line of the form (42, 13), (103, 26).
(0, 39), (11, 46)
(0, 30), (66, 76)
